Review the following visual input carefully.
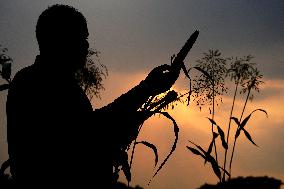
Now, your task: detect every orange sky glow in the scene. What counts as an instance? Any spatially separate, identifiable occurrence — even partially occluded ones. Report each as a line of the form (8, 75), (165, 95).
(93, 71), (284, 189)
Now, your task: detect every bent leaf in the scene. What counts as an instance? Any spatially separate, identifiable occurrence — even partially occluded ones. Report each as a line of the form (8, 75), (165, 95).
(231, 117), (241, 127)
(188, 140), (207, 155)
(207, 117), (217, 125)
(208, 155), (221, 180)
(205, 132), (219, 164)
(250, 108), (268, 118)
(188, 140), (221, 179)
(187, 146), (206, 159)
(242, 128), (258, 147)
(235, 109), (268, 139)
(135, 141), (159, 167)
(216, 125), (228, 149)
(218, 166), (230, 177)
(150, 111), (179, 184)
(207, 118), (228, 149)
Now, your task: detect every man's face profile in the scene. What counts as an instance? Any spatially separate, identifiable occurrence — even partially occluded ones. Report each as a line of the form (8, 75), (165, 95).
(36, 4), (89, 72)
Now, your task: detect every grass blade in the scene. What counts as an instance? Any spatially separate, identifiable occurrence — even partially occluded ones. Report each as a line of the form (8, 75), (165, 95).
(207, 117), (217, 125)
(188, 141), (221, 179)
(208, 155), (222, 180)
(231, 117), (242, 138)
(240, 109), (268, 131)
(242, 128), (258, 147)
(135, 141), (159, 167)
(250, 108), (268, 118)
(231, 117), (241, 127)
(150, 111), (179, 183)
(187, 146), (206, 159)
(216, 125), (228, 149)
(235, 109), (268, 139)
(207, 118), (228, 149)
(218, 166), (230, 177)
(205, 132), (219, 164)
(188, 140), (207, 155)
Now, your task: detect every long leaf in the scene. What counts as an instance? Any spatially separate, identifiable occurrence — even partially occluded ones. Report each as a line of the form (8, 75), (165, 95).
(150, 111), (179, 183)
(207, 117), (217, 125)
(187, 146), (206, 159)
(205, 132), (219, 164)
(218, 166), (230, 177)
(231, 117), (242, 138)
(240, 109), (268, 130)
(188, 141), (221, 179)
(242, 128), (258, 147)
(216, 125), (228, 149)
(188, 140), (207, 156)
(235, 109), (268, 139)
(207, 118), (228, 149)
(250, 108), (268, 118)
(238, 114), (252, 132)
(231, 117), (241, 127)
(208, 155), (222, 180)
(135, 141), (159, 167)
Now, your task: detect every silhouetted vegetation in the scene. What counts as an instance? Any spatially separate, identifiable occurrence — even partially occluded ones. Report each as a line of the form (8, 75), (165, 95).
(198, 176), (283, 189)
(0, 14), (276, 188)
(75, 48), (108, 100)
(186, 50), (267, 182)
(0, 45), (12, 89)
(115, 31), (199, 185)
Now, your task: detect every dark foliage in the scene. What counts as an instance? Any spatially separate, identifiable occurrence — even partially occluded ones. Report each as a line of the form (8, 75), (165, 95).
(198, 176), (283, 189)
(75, 48), (107, 99)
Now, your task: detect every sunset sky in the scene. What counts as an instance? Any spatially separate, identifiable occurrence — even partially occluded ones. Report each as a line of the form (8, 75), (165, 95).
(0, 1), (284, 189)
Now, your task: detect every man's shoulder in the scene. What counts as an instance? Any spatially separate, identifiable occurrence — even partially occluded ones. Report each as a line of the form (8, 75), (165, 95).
(12, 65), (36, 83)
(9, 65), (40, 94)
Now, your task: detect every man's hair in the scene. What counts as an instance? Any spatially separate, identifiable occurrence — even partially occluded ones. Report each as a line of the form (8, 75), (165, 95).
(36, 4), (87, 51)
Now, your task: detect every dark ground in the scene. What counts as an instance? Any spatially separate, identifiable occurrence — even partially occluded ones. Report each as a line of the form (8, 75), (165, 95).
(199, 176), (283, 189)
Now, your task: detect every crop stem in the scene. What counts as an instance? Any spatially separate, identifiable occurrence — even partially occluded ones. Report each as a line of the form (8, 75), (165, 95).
(222, 80), (239, 181)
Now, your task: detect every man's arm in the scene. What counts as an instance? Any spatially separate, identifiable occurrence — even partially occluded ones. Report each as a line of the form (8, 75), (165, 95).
(93, 64), (179, 150)
(97, 64), (180, 114)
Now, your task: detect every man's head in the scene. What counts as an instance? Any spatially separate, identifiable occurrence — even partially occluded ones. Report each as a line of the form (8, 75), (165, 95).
(36, 4), (89, 72)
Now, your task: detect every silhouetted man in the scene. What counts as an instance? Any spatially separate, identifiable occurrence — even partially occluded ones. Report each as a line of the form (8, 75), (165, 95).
(6, 4), (180, 188)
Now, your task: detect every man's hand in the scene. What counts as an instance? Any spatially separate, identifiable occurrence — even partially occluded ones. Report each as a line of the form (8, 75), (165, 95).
(142, 63), (180, 96)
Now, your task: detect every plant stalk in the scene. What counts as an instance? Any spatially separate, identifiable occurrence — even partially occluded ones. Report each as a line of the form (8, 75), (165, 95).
(211, 76), (220, 182)
(229, 87), (251, 177)
(222, 81), (239, 181)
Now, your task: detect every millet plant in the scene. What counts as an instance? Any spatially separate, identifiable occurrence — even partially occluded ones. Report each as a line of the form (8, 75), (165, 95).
(186, 50), (267, 182)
